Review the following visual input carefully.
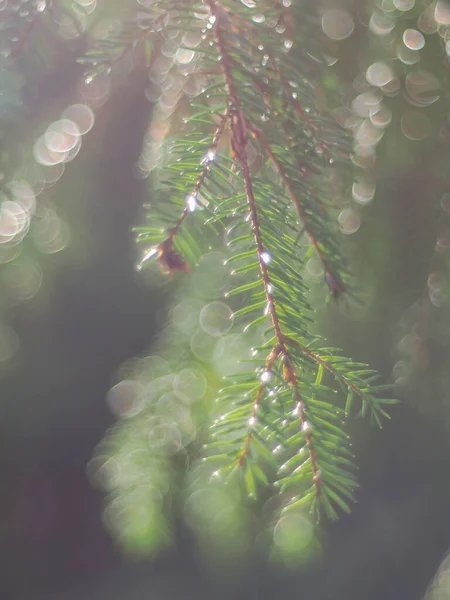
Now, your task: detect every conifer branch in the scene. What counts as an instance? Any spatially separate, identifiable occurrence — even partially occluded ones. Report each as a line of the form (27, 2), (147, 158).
(207, 0), (323, 499)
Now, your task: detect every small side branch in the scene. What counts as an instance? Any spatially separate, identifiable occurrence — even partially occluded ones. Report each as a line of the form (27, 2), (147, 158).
(248, 124), (344, 297)
(238, 345), (281, 466)
(150, 115), (227, 275)
(284, 336), (373, 411)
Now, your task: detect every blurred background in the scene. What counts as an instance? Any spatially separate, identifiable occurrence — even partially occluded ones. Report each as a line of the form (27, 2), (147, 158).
(2, 0), (450, 599)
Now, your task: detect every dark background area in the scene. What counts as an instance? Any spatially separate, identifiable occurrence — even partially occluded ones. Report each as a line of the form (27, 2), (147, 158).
(2, 24), (450, 600)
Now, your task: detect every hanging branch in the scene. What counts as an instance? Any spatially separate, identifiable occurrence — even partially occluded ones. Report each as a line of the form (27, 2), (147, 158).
(75, 0), (394, 547)
(206, 0), (321, 498)
(199, 0), (369, 510)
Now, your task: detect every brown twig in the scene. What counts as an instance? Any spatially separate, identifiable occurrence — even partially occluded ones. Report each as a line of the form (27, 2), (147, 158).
(247, 122), (345, 297)
(283, 336), (368, 406)
(155, 114), (227, 275)
(238, 345), (281, 466)
(207, 0), (321, 497)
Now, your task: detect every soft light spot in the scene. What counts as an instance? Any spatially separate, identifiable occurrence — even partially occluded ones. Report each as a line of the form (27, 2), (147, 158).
(45, 119), (81, 153)
(62, 104), (95, 134)
(354, 119), (384, 147)
(338, 208), (361, 235)
(366, 62), (394, 87)
(401, 110), (431, 140)
(260, 251), (272, 264)
(200, 150), (216, 165)
(78, 71), (111, 105)
(173, 368), (207, 403)
(396, 43), (421, 66)
(405, 70), (440, 107)
(260, 370), (272, 384)
(321, 9), (354, 41)
(175, 48), (195, 65)
(0, 201), (29, 244)
(273, 514), (314, 552)
(137, 247), (158, 270)
(393, 0), (415, 10)
(369, 104), (392, 128)
(9, 181), (35, 213)
(148, 419), (183, 456)
(435, 0), (450, 25)
(107, 380), (144, 417)
(252, 14), (265, 24)
(403, 29), (425, 50)
(186, 194), (198, 212)
(33, 136), (67, 166)
(190, 329), (217, 361)
(418, 7), (438, 34)
(200, 301), (233, 336)
(4, 259), (42, 301)
(306, 258), (323, 278)
(352, 179), (376, 204)
(369, 11), (395, 36)
(352, 91), (382, 118)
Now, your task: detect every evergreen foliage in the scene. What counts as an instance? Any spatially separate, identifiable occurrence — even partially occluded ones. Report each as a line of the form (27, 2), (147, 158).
(6, 0), (450, 562)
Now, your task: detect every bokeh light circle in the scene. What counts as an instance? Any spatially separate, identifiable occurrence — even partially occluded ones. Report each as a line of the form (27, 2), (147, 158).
(199, 301), (233, 336)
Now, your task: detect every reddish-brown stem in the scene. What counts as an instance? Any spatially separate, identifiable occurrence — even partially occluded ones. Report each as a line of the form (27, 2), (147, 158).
(207, 0), (320, 497)
(152, 114), (227, 276)
(169, 113), (227, 240)
(248, 124), (344, 297)
(283, 336), (367, 404)
(238, 345), (281, 466)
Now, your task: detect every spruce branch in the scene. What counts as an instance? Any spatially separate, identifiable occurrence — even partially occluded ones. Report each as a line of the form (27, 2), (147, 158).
(71, 0), (394, 551)
(207, 10), (323, 490)
(200, 0), (361, 514)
